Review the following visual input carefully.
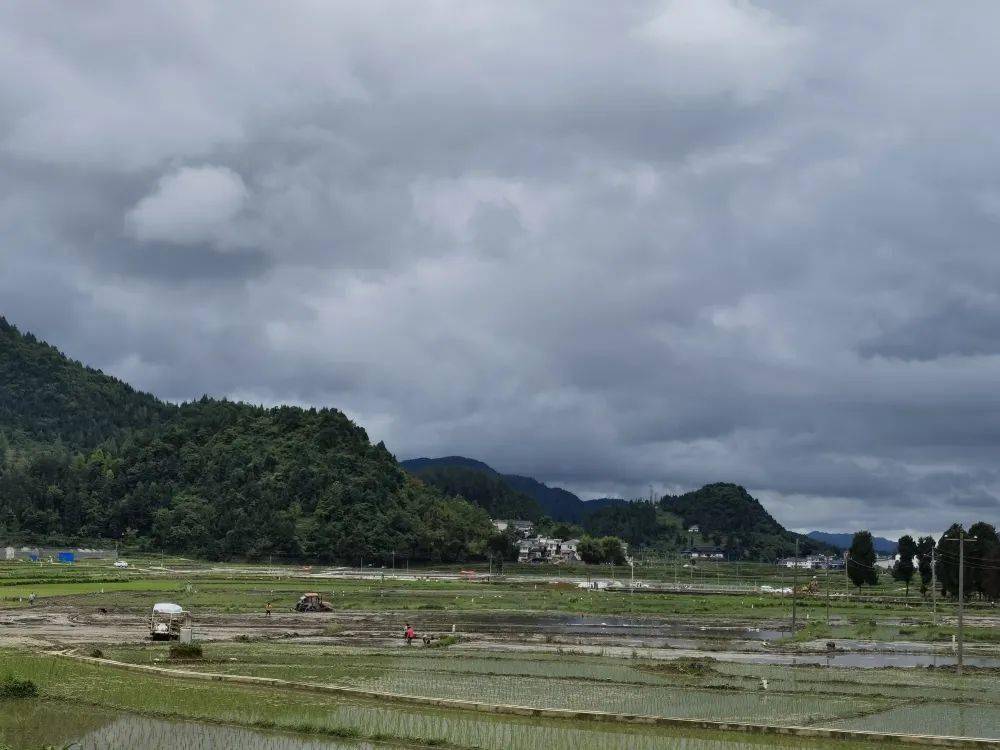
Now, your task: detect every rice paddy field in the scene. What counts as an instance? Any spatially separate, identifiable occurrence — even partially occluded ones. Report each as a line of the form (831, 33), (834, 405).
(1, 556), (988, 621)
(94, 642), (1000, 739)
(2, 557), (999, 748)
(1, 650), (899, 750)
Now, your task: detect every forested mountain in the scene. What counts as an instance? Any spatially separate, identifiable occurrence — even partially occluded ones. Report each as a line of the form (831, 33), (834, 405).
(400, 458), (830, 560)
(401, 456), (497, 474)
(662, 483), (833, 560)
(582, 502), (683, 549)
(400, 459), (543, 521)
(0, 318), (493, 561)
(400, 455), (616, 522)
(807, 530), (897, 555)
(503, 474), (589, 522)
(0, 317), (172, 452)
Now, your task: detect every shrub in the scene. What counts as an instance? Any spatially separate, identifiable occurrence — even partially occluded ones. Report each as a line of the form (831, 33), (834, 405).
(0, 675), (38, 699)
(425, 635), (460, 649)
(89, 648), (104, 658)
(642, 657), (717, 676)
(168, 643), (203, 660)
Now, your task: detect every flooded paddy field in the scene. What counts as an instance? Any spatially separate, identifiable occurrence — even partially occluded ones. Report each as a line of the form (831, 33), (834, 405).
(1, 654), (896, 750)
(1, 702), (410, 750)
(97, 641), (1000, 736)
(2, 559), (998, 747)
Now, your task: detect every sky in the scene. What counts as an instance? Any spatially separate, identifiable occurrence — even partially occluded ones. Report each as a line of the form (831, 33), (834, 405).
(3, 1), (1000, 539)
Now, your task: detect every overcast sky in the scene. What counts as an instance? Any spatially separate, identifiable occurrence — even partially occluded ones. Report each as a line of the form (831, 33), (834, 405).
(3, 2), (1000, 538)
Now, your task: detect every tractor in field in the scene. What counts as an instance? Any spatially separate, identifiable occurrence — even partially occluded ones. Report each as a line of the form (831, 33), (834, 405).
(149, 602), (191, 640)
(294, 592), (333, 612)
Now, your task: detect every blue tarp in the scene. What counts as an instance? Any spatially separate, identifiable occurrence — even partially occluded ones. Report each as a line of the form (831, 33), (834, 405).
(57, 551), (75, 563)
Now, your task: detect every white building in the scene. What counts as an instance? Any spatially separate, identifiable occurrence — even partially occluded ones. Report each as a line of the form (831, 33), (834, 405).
(493, 519), (534, 537)
(517, 536), (580, 563)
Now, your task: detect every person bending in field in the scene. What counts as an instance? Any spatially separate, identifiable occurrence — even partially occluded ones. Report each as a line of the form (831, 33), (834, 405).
(404, 623), (415, 645)
(265, 601), (272, 617)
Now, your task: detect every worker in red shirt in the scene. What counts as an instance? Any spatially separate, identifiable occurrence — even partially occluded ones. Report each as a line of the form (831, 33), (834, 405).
(404, 623), (415, 645)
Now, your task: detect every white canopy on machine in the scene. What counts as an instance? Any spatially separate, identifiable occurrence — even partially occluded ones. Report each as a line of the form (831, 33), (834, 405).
(152, 602), (185, 614)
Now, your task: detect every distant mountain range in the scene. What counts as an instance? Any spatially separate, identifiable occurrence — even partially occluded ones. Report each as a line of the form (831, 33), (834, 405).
(807, 531), (897, 555)
(403, 456), (836, 560)
(400, 455), (624, 522)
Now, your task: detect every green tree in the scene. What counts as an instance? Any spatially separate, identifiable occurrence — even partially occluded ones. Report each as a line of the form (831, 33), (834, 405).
(982, 544), (1000, 602)
(599, 536), (627, 565)
(968, 522), (999, 598)
(550, 522), (583, 540)
(486, 530), (517, 562)
(847, 531), (878, 589)
(891, 534), (916, 596)
(577, 536), (604, 564)
(915, 535), (936, 598)
(937, 524), (973, 599)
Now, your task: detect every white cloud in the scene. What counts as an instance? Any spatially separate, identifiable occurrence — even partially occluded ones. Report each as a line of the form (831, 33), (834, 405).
(126, 166), (248, 247)
(637, 0), (805, 102)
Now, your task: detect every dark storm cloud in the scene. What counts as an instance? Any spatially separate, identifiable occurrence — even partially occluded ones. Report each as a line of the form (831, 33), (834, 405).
(3, 0), (1000, 537)
(859, 299), (1000, 361)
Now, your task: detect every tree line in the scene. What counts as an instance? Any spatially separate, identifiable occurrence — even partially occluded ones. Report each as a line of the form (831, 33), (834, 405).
(846, 523), (1000, 600)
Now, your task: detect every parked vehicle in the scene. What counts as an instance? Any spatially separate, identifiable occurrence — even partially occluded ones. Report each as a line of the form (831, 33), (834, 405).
(113, 560), (129, 569)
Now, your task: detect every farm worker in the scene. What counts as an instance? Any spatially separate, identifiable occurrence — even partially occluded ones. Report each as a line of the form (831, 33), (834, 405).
(28, 593), (36, 606)
(265, 601), (272, 617)
(404, 623), (415, 645)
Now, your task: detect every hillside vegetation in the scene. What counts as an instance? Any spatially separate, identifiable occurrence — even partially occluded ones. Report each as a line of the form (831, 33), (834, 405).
(403, 456), (831, 560)
(0, 317), (171, 453)
(663, 483), (832, 560)
(400, 460), (543, 521)
(0, 317), (492, 561)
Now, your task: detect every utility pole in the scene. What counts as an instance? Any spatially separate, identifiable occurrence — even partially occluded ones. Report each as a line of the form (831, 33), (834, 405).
(958, 532), (965, 676)
(931, 547), (937, 627)
(792, 537), (799, 631)
(826, 562), (831, 625)
(941, 530), (977, 676)
(844, 551), (850, 598)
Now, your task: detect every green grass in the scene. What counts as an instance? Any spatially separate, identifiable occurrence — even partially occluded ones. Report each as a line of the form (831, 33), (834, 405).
(1, 557), (983, 626)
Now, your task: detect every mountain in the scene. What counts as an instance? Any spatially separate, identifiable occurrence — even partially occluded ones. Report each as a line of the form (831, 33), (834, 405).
(583, 501), (683, 548)
(662, 483), (837, 560)
(401, 457), (544, 520)
(503, 474), (591, 522)
(0, 317), (172, 452)
(400, 456), (619, 522)
(401, 455), (496, 474)
(0, 316), (493, 561)
(400, 459), (827, 560)
(807, 531), (897, 555)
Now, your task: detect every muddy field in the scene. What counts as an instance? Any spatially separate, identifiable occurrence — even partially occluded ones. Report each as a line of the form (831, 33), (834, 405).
(6, 602), (1000, 672)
